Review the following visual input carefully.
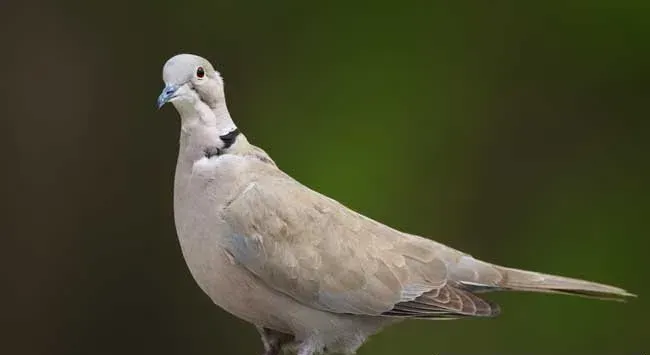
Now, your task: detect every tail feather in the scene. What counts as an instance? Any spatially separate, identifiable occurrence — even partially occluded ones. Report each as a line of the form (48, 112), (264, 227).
(499, 266), (636, 301)
(452, 256), (635, 301)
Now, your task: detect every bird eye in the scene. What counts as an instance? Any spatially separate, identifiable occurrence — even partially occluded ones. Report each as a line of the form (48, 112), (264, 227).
(196, 66), (205, 78)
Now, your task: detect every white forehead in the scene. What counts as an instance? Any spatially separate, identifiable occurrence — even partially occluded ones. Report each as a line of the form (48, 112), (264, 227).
(162, 54), (216, 85)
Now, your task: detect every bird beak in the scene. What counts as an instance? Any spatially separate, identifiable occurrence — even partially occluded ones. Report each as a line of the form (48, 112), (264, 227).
(157, 84), (179, 109)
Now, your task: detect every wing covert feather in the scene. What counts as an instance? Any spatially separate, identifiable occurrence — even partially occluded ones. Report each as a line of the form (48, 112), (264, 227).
(221, 173), (493, 317)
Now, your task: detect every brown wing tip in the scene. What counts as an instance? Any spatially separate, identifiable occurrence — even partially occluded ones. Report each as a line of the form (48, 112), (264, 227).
(486, 301), (501, 317)
(384, 286), (502, 319)
(472, 295), (501, 317)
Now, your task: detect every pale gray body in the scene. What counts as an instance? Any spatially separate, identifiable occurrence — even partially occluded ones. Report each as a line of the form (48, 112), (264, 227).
(158, 54), (634, 355)
(175, 145), (393, 354)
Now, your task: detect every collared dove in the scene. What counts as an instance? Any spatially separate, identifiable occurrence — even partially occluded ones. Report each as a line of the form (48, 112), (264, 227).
(157, 54), (634, 355)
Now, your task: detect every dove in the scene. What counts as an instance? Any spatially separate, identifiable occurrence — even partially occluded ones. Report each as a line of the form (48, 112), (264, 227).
(157, 53), (634, 355)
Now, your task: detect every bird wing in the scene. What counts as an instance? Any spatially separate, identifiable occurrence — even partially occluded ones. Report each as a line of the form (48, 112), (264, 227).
(220, 172), (499, 318)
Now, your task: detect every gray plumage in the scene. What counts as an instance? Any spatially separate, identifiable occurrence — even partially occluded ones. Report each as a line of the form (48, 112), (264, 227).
(157, 54), (634, 355)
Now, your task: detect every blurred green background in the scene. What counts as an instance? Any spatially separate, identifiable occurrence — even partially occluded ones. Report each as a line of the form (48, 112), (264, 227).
(1, 1), (648, 354)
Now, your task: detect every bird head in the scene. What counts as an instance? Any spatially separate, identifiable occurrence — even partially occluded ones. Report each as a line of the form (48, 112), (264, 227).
(157, 54), (225, 111)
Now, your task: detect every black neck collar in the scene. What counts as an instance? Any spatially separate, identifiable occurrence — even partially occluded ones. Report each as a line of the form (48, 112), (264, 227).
(220, 128), (240, 149)
(204, 128), (241, 159)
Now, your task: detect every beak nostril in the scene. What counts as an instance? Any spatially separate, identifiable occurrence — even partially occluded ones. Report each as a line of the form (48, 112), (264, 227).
(158, 85), (179, 109)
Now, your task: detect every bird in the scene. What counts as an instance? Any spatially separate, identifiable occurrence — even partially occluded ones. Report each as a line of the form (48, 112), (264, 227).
(157, 53), (634, 355)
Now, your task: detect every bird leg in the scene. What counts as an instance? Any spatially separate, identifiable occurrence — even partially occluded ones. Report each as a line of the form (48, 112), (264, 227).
(256, 326), (293, 355)
(296, 339), (318, 355)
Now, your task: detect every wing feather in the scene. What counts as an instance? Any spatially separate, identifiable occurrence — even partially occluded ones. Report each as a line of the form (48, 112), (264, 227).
(220, 172), (496, 318)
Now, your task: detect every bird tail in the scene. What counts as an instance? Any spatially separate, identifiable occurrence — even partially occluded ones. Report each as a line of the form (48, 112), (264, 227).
(454, 256), (635, 301)
(496, 266), (636, 301)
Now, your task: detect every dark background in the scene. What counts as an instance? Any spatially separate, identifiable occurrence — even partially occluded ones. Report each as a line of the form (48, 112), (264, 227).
(1, 1), (648, 354)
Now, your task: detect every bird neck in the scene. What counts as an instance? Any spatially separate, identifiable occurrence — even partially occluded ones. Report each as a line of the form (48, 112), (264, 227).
(177, 100), (238, 163)
(208, 100), (237, 134)
(177, 98), (235, 132)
